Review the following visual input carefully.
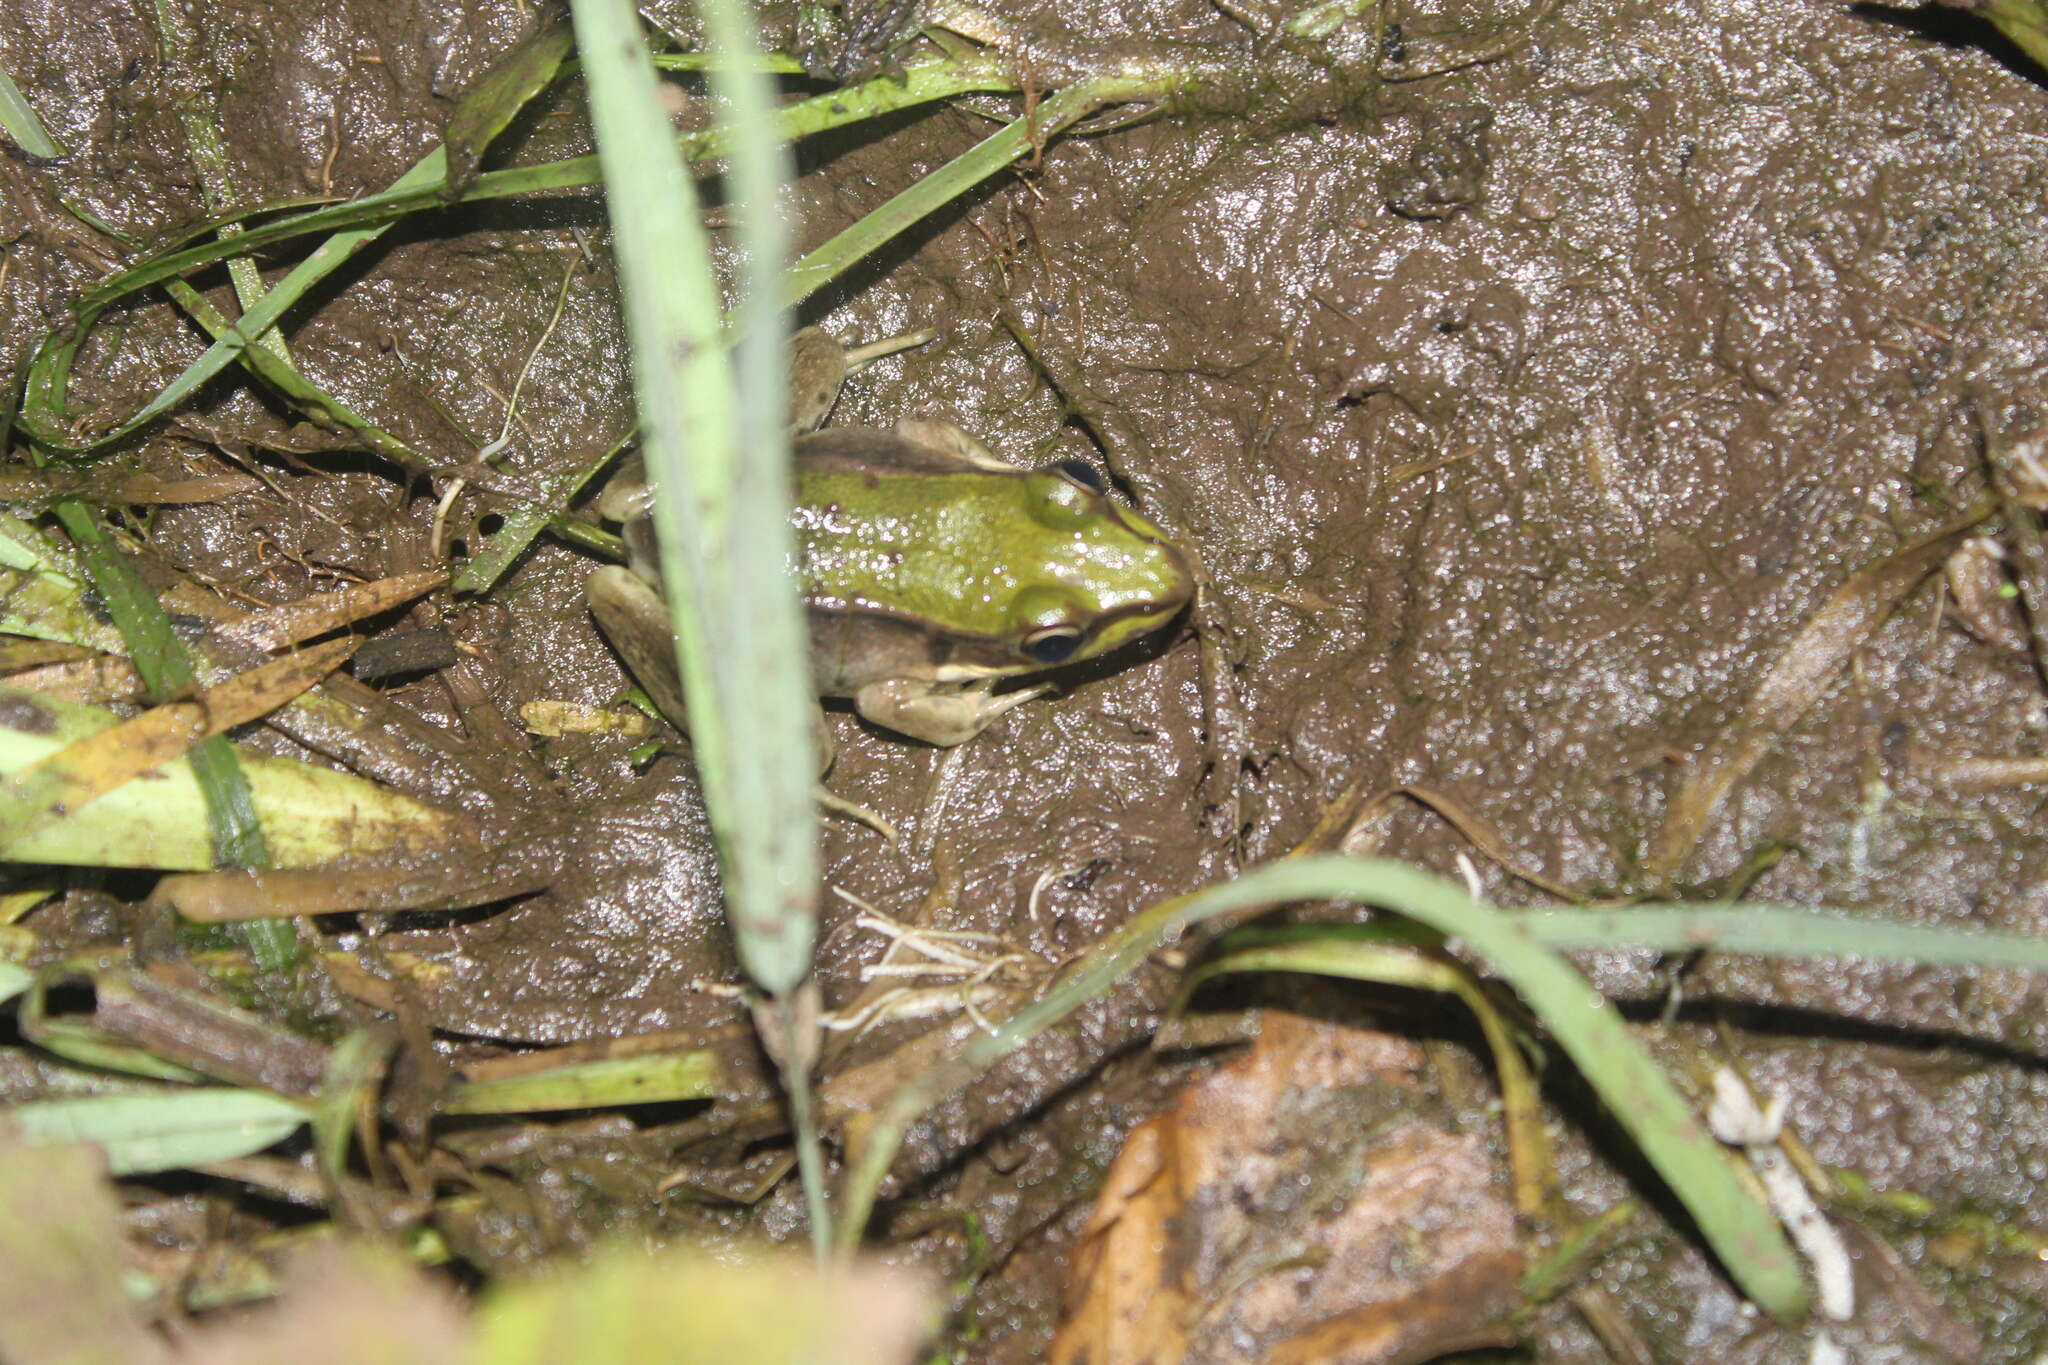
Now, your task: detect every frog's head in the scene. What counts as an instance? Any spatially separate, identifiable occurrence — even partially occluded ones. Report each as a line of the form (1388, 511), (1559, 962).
(999, 460), (1193, 669)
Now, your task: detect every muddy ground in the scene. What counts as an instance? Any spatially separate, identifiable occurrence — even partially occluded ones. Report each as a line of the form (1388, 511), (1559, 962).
(5, 0), (2048, 1358)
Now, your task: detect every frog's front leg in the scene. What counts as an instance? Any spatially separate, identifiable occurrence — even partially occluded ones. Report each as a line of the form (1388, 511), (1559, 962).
(852, 677), (1054, 747)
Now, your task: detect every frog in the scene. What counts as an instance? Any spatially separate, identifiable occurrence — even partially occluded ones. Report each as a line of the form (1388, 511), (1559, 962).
(585, 326), (1194, 756)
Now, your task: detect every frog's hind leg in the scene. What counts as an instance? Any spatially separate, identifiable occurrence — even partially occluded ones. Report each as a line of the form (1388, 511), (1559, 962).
(588, 565), (693, 731)
(589, 566), (843, 776)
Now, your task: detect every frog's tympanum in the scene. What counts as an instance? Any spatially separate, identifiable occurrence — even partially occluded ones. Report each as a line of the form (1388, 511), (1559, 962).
(587, 327), (1193, 752)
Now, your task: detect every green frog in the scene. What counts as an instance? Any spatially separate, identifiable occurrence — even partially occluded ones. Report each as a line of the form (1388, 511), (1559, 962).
(586, 327), (1194, 752)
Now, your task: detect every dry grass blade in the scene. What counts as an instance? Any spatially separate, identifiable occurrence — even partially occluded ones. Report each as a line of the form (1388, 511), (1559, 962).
(1339, 785), (1584, 900)
(0, 468), (262, 506)
(0, 640), (93, 671)
(1908, 748), (2048, 791)
(215, 571), (448, 651)
(1, 637), (357, 842)
(1644, 508), (1987, 888)
(158, 853), (543, 923)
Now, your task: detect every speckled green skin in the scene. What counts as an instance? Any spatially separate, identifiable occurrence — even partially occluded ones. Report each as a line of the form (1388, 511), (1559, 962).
(791, 430), (1190, 683)
(587, 329), (1193, 745)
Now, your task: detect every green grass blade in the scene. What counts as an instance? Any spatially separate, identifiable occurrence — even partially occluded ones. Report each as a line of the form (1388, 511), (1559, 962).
(1521, 904), (2048, 969)
(442, 1050), (719, 1114)
(0, 515), (123, 649)
(1978, 0), (2048, 71)
(836, 855), (1812, 1321)
(5, 1088), (308, 1175)
(49, 504), (293, 969)
(311, 1029), (388, 1189)
(18, 55), (1017, 461)
(785, 77), (1122, 305)
(451, 437), (628, 595)
(0, 65), (62, 160)
(0, 686), (459, 871)
(158, 276), (428, 472)
(570, 0), (818, 995)
(445, 19), (577, 189)
(693, 0), (838, 1255)
(23, 151), (450, 456)
(0, 961), (33, 1007)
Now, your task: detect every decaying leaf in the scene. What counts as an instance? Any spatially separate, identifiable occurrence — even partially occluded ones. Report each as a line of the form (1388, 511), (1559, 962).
(0, 686), (463, 870)
(0, 638), (358, 846)
(1051, 1010), (1523, 1365)
(214, 572), (448, 652)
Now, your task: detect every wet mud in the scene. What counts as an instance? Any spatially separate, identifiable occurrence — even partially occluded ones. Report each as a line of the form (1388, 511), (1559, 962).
(7, 0), (2048, 1355)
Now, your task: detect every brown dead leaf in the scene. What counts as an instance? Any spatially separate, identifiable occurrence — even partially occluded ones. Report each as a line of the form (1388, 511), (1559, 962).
(0, 468), (262, 508)
(2, 652), (144, 703)
(215, 571), (448, 652)
(1051, 1011), (1523, 1365)
(157, 838), (547, 922)
(0, 638), (95, 671)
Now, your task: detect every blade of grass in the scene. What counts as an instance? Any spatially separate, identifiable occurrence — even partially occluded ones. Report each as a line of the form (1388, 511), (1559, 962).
(1221, 908), (2048, 971)
(151, 0), (291, 362)
(781, 72), (1166, 305)
(443, 1049), (719, 1114)
(18, 56), (1014, 458)
(310, 1029), (389, 1200)
(570, 0), (819, 995)
(835, 854), (1811, 1322)
(0, 962), (34, 1006)
(451, 438), (629, 595)
(158, 276), (431, 472)
(49, 503), (294, 969)
(1645, 506), (1986, 888)
(0, 514), (123, 650)
(0, 637), (357, 846)
(24, 151), (451, 458)
(5, 1088), (308, 1176)
(0, 64), (62, 160)
(444, 19), (578, 191)
(690, 0), (840, 1255)
(1974, 0), (2048, 71)
(1520, 904), (2048, 969)
(0, 695), (460, 871)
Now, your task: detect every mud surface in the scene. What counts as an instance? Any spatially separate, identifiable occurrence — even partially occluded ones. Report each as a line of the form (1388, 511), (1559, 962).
(7, 0), (2048, 1356)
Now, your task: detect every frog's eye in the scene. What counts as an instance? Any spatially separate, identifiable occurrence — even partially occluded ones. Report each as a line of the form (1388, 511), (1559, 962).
(1053, 458), (1104, 491)
(1023, 624), (1084, 665)
(1011, 586), (1091, 663)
